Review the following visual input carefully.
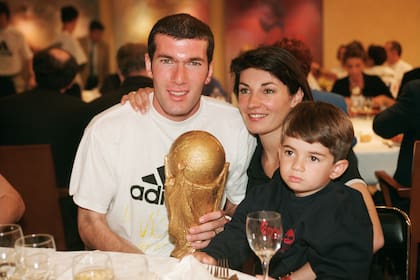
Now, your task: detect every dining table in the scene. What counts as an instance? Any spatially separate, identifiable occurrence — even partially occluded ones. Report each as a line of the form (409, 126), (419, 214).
(351, 116), (400, 185)
(49, 250), (256, 280)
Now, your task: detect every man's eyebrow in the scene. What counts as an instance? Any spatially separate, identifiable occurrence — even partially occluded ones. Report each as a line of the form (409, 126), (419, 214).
(155, 54), (205, 62)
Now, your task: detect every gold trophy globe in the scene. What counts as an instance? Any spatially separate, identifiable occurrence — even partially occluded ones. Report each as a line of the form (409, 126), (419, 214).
(164, 130), (229, 258)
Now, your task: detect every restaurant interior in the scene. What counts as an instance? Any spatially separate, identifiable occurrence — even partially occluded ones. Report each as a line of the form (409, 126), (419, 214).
(1, 0), (420, 279)
(6, 0), (420, 89)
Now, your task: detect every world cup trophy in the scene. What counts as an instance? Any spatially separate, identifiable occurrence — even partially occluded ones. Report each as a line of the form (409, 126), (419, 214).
(165, 130), (229, 258)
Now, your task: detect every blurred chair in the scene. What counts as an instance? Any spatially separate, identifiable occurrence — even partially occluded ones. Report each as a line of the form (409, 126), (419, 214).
(0, 144), (67, 250)
(369, 206), (410, 279)
(375, 140), (420, 279)
(374, 171), (410, 207)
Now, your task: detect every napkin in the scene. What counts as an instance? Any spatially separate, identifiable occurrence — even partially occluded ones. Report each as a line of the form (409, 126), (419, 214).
(161, 255), (213, 280)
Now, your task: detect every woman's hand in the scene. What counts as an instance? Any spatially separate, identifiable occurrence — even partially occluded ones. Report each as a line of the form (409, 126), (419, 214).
(187, 210), (230, 250)
(120, 87), (154, 113)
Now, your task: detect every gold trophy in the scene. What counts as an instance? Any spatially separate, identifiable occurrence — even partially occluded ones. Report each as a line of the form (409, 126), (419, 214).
(165, 130), (229, 258)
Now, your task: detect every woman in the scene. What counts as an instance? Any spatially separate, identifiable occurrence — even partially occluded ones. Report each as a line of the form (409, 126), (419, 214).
(331, 45), (395, 109)
(122, 45), (383, 278)
(230, 44), (382, 246)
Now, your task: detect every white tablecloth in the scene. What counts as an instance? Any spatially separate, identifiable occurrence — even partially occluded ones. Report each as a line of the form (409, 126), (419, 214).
(351, 116), (400, 184)
(51, 251), (256, 280)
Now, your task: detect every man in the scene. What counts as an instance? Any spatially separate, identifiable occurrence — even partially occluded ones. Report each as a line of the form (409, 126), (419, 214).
(69, 14), (255, 256)
(0, 47), (90, 250)
(397, 67), (420, 97)
(53, 5), (86, 94)
(79, 20), (110, 90)
(0, 1), (34, 96)
(89, 42), (153, 114)
(384, 40), (412, 86)
(373, 79), (420, 211)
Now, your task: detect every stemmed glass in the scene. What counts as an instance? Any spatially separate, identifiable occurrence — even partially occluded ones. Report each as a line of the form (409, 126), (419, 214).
(72, 252), (114, 280)
(0, 224), (23, 279)
(14, 234), (56, 280)
(246, 211), (283, 280)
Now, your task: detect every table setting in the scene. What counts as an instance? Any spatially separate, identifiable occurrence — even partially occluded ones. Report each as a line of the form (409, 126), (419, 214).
(351, 116), (400, 184)
(49, 251), (256, 280)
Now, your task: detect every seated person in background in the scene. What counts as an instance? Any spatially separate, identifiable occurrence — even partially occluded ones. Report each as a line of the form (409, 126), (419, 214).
(89, 43), (153, 114)
(273, 38), (349, 115)
(329, 44), (347, 80)
(99, 73), (121, 95)
(0, 47), (90, 250)
(195, 101), (373, 279)
(397, 67), (420, 97)
(0, 174), (25, 223)
(202, 77), (229, 102)
(373, 79), (420, 212)
(364, 44), (398, 98)
(384, 40), (413, 84)
(331, 44), (395, 110)
(69, 13), (255, 255)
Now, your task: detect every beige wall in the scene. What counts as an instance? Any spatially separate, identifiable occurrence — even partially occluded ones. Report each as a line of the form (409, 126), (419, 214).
(101, 0), (420, 85)
(323, 0), (420, 69)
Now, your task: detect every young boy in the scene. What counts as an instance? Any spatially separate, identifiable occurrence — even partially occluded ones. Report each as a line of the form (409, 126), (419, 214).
(195, 101), (373, 279)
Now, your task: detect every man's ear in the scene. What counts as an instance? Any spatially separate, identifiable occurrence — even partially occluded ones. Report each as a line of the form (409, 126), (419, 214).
(329, 159), (349, 180)
(145, 53), (153, 79)
(205, 62), (214, 85)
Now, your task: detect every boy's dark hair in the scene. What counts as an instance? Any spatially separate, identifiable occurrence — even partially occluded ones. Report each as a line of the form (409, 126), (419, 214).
(117, 43), (147, 78)
(147, 13), (214, 64)
(34, 47), (78, 90)
(281, 101), (354, 161)
(367, 45), (387, 66)
(230, 46), (312, 101)
(60, 5), (78, 23)
(0, 1), (10, 19)
(89, 20), (104, 31)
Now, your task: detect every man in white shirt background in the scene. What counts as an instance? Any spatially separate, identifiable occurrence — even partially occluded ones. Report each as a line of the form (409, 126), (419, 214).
(384, 40), (413, 88)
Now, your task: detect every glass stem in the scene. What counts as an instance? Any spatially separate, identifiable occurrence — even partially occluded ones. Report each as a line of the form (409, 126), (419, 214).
(261, 258), (270, 280)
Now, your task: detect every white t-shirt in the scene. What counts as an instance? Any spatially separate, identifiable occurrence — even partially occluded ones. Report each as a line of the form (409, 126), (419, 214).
(70, 95), (256, 256)
(387, 59), (413, 82)
(364, 65), (399, 97)
(54, 30), (87, 65)
(0, 26), (33, 75)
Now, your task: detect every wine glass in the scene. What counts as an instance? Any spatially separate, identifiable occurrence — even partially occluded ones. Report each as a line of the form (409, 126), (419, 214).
(246, 211), (283, 280)
(72, 252), (114, 280)
(14, 234), (56, 280)
(0, 224), (23, 279)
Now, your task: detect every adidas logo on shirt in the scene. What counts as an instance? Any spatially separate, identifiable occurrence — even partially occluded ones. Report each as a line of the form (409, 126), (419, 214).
(130, 166), (165, 205)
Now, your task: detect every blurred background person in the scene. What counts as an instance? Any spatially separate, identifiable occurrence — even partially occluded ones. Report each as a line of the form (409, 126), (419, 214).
(202, 77), (229, 102)
(329, 44), (347, 80)
(79, 20), (110, 90)
(364, 44), (398, 98)
(331, 44), (394, 110)
(0, 46), (90, 250)
(0, 1), (34, 97)
(0, 174), (25, 223)
(53, 5), (86, 97)
(384, 40), (413, 84)
(90, 42), (152, 112)
(373, 79), (420, 212)
(397, 67), (420, 97)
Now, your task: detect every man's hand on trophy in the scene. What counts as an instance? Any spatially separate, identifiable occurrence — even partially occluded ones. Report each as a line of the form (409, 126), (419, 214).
(186, 210), (229, 250)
